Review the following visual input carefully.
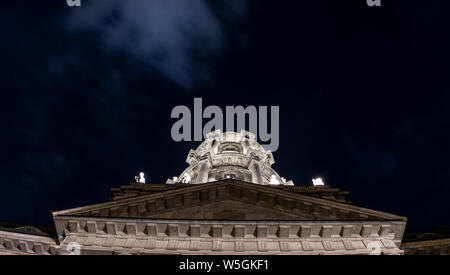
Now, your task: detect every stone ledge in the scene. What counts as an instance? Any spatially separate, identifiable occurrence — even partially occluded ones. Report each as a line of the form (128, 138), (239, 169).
(58, 233), (403, 255)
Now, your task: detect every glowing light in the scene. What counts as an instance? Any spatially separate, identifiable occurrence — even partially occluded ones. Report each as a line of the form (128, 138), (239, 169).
(182, 173), (191, 183)
(173, 177), (178, 181)
(270, 175), (281, 185)
(135, 172), (146, 184)
(312, 178), (324, 186)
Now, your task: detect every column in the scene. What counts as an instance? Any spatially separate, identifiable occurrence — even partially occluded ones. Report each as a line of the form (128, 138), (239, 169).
(195, 158), (211, 184)
(249, 159), (264, 185)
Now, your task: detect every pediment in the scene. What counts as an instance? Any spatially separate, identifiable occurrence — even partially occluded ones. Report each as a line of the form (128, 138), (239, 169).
(144, 199), (314, 220)
(52, 180), (406, 222)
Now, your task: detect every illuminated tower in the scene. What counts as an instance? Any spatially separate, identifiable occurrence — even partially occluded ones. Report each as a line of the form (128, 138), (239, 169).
(1, 131), (410, 255)
(166, 130), (293, 186)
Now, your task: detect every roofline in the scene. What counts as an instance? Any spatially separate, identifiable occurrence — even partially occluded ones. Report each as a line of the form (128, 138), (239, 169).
(52, 179), (407, 222)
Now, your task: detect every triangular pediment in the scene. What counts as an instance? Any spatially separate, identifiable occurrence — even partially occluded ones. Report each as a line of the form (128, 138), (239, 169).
(52, 180), (406, 222)
(144, 199), (314, 220)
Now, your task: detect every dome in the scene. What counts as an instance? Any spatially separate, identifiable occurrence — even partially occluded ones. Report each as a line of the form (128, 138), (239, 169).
(166, 130), (294, 186)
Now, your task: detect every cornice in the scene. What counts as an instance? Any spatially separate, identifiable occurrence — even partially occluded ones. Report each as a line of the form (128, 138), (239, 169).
(53, 215), (405, 243)
(0, 230), (57, 255)
(53, 179), (407, 222)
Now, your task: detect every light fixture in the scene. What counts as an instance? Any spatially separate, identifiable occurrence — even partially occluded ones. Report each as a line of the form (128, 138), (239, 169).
(135, 172), (146, 184)
(270, 175), (280, 185)
(182, 173), (191, 183)
(312, 178), (324, 186)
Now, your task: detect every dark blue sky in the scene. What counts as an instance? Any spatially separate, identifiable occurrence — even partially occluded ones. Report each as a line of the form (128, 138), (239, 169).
(1, 0), (449, 232)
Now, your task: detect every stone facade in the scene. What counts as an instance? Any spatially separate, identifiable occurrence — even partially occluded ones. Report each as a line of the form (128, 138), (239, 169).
(0, 130), (442, 255)
(401, 230), (450, 255)
(47, 179), (406, 255)
(0, 222), (57, 255)
(0, 179), (407, 255)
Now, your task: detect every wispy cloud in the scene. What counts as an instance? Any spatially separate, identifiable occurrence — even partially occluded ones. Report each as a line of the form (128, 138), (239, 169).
(65, 0), (249, 88)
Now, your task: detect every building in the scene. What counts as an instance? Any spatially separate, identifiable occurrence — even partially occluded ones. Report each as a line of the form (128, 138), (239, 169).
(402, 229), (450, 255)
(0, 130), (447, 255)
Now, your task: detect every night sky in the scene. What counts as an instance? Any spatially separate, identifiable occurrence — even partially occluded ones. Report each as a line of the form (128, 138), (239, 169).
(1, 0), (449, 232)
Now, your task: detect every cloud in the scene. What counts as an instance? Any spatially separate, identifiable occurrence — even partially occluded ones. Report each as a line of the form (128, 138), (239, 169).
(0, 0), (252, 225)
(64, 0), (249, 88)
